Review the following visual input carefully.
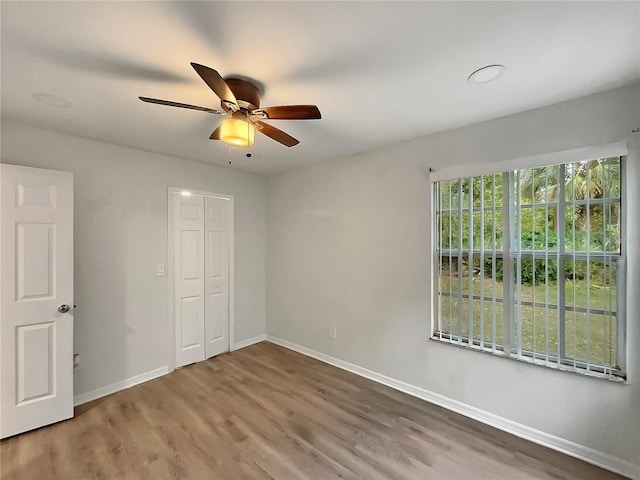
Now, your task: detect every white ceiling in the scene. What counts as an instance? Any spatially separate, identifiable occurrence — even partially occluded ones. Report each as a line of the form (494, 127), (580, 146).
(2, 1), (639, 175)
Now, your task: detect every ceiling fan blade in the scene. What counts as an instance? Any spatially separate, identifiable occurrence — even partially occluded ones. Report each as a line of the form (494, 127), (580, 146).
(254, 121), (300, 147)
(209, 126), (221, 140)
(256, 105), (321, 120)
(190, 62), (238, 111)
(139, 96), (223, 114)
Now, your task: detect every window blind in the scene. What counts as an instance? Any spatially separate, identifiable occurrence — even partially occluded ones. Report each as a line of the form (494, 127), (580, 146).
(434, 156), (625, 379)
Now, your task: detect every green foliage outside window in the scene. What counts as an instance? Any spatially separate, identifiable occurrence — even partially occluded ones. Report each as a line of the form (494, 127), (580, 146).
(438, 158), (621, 286)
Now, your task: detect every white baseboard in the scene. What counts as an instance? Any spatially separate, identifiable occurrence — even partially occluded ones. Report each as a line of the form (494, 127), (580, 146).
(265, 335), (639, 480)
(232, 333), (266, 351)
(73, 366), (170, 407)
(72, 333), (267, 407)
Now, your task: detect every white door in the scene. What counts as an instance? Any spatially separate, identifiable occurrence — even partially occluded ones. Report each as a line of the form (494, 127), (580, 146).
(204, 197), (229, 359)
(172, 194), (205, 368)
(0, 164), (74, 439)
(171, 190), (231, 369)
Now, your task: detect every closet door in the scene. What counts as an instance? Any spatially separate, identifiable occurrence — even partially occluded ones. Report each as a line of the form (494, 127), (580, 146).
(204, 197), (230, 359)
(173, 194), (205, 368)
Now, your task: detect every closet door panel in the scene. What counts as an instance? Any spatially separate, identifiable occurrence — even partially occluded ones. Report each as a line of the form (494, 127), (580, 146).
(173, 195), (205, 367)
(204, 197), (229, 358)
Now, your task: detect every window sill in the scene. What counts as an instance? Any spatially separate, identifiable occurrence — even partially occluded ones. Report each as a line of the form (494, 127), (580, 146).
(429, 335), (627, 383)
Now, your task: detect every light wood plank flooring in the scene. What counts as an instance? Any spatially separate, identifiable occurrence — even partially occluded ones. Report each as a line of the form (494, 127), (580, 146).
(1, 342), (626, 480)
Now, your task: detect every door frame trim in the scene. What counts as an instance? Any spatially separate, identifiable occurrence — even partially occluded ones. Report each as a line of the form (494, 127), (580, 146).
(167, 187), (235, 372)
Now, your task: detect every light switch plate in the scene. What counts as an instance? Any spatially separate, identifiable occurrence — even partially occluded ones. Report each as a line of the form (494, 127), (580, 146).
(156, 264), (165, 276)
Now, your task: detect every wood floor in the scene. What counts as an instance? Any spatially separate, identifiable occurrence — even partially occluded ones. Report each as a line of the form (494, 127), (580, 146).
(1, 342), (626, 480)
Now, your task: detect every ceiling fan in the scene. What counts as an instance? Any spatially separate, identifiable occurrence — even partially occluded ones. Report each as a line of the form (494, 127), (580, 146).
(139, 62), (321, 148)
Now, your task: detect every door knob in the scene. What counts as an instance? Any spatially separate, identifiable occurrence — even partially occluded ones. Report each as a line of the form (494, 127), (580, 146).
(58, 304), (71, 313)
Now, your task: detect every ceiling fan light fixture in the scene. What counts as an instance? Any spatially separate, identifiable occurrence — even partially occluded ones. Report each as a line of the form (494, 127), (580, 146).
(220, 118), (255, 147)
(140, 63), (319, 148)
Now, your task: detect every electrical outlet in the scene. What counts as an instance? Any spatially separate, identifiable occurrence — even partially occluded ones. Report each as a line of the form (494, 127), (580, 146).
(329, 328), (337, 340)
(73, 354), (80, 369)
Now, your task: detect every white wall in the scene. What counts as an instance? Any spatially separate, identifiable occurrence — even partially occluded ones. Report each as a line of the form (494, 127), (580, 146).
(1, 122), (266, 397)
(266, 83), (640, 471)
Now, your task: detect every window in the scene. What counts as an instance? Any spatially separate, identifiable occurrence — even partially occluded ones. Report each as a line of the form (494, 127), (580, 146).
(433, 156), (625, 379)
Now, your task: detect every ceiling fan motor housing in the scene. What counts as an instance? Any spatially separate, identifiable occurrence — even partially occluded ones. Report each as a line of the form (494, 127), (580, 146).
(225, 78), (261, 111)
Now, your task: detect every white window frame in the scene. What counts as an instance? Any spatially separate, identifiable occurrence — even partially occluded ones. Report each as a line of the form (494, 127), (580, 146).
(429, 142), (629, 380)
